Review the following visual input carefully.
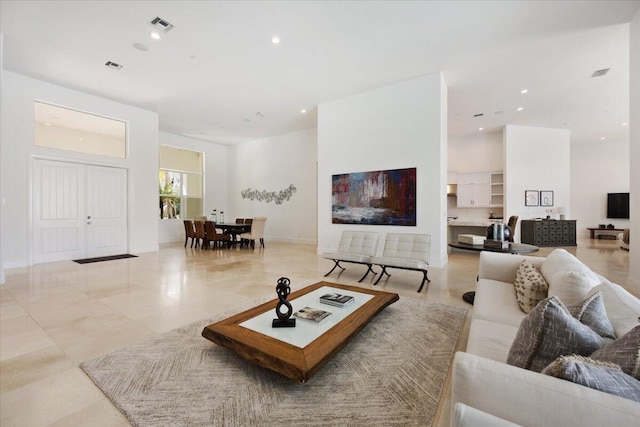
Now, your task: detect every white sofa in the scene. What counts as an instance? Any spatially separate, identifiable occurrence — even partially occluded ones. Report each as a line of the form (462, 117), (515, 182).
(451, 249), (640, 427)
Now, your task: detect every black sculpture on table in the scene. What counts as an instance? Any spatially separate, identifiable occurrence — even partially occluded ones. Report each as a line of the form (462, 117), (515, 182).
(272, 277), (296, 328)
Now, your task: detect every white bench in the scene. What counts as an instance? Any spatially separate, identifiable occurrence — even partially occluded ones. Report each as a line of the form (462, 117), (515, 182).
(322, 231), (379, 282)
(371, 233), (431, 292)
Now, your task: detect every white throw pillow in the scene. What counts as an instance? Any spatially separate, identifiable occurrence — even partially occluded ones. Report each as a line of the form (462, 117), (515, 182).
(540, 249), (600, 306)
(513, 260), (548, 313)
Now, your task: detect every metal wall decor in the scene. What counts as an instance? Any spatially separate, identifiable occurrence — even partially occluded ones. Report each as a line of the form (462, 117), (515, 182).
(241, 184), (297, 205)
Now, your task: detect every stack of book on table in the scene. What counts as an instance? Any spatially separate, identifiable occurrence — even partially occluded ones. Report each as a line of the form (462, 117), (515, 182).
(320, 293), (355, 307)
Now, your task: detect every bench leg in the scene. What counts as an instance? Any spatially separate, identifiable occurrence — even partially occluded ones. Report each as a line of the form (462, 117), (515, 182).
(417, 270), (430, 293)
(324, 260), (345, 277)
(358, 264), (376, 282)
(373, 266), (390, 286)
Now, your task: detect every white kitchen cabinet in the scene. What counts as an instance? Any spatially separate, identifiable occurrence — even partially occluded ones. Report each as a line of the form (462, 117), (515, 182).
(457, 172), (491, 207)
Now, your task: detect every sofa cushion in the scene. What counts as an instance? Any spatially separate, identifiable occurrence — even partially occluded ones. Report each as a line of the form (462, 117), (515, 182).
(466, 319), (520, 363)
(507, 296), (608, 372)
(592, 281), (640, 337)
(542, 355), (640, 402)
(513, 260), (548, 314)
(590, 326), (640, 380)
(473, 279), (524, 328)
(540, 249), (600, 306)
(567, 291), (616, 339)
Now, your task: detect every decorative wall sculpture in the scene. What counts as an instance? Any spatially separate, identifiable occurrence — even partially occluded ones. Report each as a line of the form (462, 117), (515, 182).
(241, 184), (297, 205)
(332, 167), (416, 226)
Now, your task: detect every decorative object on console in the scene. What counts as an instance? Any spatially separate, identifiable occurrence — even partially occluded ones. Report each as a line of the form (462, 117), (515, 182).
(540, 191), (554, 207)
(241, 184), (296, 205)
(331, 167), (416, 226)
(525, 190), (539, 206)
(272, 277), (296, 328)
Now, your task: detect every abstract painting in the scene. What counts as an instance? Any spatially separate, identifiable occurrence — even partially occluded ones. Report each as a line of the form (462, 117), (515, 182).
(332, 167), (416, 225)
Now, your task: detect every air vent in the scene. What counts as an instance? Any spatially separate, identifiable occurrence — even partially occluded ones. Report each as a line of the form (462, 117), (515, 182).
(592, 68), (610, 77)
(473, 113), (484, 118)
(150, 17), (174, 32)
(105, 61), (123, 70)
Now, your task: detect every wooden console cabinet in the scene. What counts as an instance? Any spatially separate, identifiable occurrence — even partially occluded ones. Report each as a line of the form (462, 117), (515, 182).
(521, 219), (577, 247)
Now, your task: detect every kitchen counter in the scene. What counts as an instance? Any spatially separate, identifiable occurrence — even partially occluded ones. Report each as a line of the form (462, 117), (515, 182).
(447, 219), (499, 245)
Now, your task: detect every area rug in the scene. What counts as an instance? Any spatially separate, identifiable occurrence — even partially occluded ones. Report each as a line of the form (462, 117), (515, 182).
(81, 293), (466, 426)
(73, 254), (137, 264)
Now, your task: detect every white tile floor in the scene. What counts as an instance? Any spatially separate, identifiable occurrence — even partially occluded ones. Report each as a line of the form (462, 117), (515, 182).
(0, 238), (635, 426)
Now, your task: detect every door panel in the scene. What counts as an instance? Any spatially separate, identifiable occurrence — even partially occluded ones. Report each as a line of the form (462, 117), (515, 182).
(32, 160), (128, 263)
(33, 160), (86, 263)
(86, 166), (128, 257)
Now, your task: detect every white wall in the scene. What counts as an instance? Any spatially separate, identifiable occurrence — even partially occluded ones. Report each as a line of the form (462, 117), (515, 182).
(448, 130), (504, 220)
(228, 128), (317, 244)
(158, 131), (229, 244)
(318, 73), (448, 267)
(571, 141), (630, 238)
(630, 9), (640, 287)
(0, 71), (159, 268)
(504, 125), (571, 242)
(0, 32), (4, 283)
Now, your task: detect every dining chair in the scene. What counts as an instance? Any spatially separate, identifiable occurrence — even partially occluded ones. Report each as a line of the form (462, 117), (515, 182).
(235, 218), (244, 224)
(204, 221), (232, 249)
(244, 218), (253, 225)
(240, 217), (267, 249)
(194, 216), (207, 222)
(193, 220), (206, 248)
(506, 215), (519, 242)
(183, 220), (197, 248)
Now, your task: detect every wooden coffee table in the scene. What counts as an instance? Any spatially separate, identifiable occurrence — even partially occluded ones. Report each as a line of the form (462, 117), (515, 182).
(202, 281), (399, 383)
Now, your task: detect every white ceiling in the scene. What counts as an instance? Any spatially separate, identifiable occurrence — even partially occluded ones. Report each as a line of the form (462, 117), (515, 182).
(1, 1), (638, 145)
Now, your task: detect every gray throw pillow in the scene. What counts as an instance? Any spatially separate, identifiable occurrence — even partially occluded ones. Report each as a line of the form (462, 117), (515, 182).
(507, 296), (608, 372)
(590, 326), (640, 380)
(542, 355), (640, 402)
(567, 291), (616, 339)
(513, 259), (548, 314)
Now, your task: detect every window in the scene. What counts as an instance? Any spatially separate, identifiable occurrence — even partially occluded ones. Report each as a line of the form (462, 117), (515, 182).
(159, 146), (203, 219)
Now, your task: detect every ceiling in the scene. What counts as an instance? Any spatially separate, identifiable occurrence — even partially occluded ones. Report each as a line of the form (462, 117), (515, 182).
(1, 1), (638, 145)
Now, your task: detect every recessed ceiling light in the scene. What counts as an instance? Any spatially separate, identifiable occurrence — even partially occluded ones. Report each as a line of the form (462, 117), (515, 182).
(272, 36), (280, 44)
(622, 122), (629, 126)
(479, 127), (484, 131)
(133, 42), (149, 51)
(301, 109), (307, 114)
(44, 122), (51, 126)
(150, 32), (161, 40)
(520, 89), (528, 94)
(517, 107), (524, 111)
(600, 137), (606, 140)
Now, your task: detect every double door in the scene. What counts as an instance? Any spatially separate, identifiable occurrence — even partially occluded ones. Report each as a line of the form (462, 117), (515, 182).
(33, 159), (128, 263)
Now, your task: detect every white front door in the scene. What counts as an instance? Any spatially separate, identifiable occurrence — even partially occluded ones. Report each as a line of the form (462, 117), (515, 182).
(86, 165), (128, 257)
(33, 159), (128, 263)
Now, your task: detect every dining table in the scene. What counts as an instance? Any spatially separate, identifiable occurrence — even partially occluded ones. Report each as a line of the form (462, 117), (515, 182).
(216, 223), (251, 242)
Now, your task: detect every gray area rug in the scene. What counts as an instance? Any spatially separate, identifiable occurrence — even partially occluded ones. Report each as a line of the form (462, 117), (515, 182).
(81, 294), (466, 426)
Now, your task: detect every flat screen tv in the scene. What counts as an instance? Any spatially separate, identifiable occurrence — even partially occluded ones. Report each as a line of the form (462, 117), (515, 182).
(607, 193), (629, 219)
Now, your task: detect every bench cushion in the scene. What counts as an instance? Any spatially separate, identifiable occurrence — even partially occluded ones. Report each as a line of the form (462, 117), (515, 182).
(378, 233), (431, 262)
(323, 230), (379, 258)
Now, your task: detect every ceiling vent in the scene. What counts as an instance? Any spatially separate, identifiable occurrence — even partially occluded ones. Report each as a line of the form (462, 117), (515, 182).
(150, 17), (174, 32)
(592, 68), (610, 77)
(473, 113), (484, 118)
(104, 61), (123, 70)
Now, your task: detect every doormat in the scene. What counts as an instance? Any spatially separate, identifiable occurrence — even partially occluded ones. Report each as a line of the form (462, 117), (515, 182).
(73, 254), (137, 264)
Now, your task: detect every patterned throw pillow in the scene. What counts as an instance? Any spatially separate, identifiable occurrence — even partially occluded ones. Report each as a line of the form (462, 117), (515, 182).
(513, 260), (548, 313)
(542, 355), (640, 402)
(567, 291), (616, 339)
(590, 326), (640, 380)
(507, 296), (608, 372)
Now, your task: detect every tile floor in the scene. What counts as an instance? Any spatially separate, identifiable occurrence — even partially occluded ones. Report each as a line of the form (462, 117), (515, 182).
(0, 238), (634, 426)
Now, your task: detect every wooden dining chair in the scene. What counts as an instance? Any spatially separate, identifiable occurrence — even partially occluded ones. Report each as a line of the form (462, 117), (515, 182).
(204, 221), (231, 249)
(193, 220), (206, 248)
(244, 218), (253, 225)
(183, 220), (197, 248)
(235, 218), (244, 224)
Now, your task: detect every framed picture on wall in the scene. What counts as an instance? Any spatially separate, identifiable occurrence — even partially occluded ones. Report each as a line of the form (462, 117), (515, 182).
(525, 190), (539, 206)
(540, 191), (554, 207)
